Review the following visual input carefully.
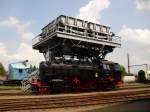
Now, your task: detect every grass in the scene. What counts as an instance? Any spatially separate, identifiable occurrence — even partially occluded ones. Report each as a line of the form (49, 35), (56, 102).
(0, 85), (21, 90)
(119, 82), (150, 90)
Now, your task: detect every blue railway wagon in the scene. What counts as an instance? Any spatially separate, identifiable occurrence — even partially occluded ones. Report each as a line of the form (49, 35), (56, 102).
(8, 62), (29, 80)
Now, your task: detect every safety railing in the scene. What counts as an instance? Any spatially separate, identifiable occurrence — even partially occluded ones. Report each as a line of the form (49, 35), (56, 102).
(32, 31), (121, 47)
(32, 35), (42, 46)
(112, 35), (121, 46)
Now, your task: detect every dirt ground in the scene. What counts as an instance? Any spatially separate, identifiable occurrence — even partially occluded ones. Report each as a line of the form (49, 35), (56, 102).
(9, 100), (150, 112)
(0, 84), (150, 112)
(8, 103), (120, 112)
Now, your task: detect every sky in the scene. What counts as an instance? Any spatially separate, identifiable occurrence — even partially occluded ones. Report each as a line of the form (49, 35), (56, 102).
(0, 0), (150, 72)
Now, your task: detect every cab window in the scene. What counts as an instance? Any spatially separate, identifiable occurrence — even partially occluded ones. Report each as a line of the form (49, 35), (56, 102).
(114, 64), (120, 71)
(103, 64), (110, 70)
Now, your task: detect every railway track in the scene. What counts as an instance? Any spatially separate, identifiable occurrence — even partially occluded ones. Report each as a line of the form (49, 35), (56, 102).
(0, 83), (150, 96)
(0, 88), (150, 111)
(0, 92), (30, 96)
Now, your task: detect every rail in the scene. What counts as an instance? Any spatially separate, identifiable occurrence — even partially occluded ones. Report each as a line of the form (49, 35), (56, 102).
(0, 88), (150, 111)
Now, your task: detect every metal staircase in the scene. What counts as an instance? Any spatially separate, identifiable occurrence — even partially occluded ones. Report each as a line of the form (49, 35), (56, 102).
(21, 70), (39, 93)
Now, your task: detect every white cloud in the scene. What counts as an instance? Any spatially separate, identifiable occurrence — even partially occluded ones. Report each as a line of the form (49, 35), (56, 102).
(0, 42), (44, 70)
(0, 17), (42, 69)
(119, 25), (150, 44)
(106, 25), (150, 73)
(135, 0), (150, 11)
(0, 43), (7, 54)
(0, 17), (34, 40)
(77, 0), (110, 23)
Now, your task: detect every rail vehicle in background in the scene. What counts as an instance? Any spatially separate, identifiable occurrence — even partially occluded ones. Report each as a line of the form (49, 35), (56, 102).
(22, 15), (122, 94)
(1, 61), (29, 86)
(138, 70), (150, 82)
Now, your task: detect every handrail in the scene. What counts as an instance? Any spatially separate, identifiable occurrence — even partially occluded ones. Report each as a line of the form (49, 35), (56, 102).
(112, 35), (121, 45)
(32, 35), (42, 45)
(32, 33), (121, 47)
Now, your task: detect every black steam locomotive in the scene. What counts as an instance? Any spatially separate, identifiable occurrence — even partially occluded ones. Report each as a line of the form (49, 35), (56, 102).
(28, 15), (122, 94)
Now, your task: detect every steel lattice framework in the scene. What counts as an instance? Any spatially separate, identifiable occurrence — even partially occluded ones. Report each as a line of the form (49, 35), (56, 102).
(32, 15), (121, 63)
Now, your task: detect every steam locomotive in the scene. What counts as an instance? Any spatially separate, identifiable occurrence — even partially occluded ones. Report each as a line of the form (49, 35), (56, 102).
(23, 15), (122, 94)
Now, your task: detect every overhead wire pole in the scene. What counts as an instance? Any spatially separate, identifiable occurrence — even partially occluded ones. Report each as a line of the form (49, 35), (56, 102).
(127, 53), (130, 75)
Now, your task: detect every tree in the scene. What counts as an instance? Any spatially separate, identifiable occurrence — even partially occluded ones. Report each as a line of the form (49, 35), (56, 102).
(0, 62), (6, 76)
(120, 65), (127, 78)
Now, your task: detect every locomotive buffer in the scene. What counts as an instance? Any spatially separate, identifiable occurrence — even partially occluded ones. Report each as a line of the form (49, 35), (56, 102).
(30, 15), (121, 93)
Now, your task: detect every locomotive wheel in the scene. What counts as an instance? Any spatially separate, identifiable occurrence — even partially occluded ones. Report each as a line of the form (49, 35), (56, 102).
(50, 79), (65, 93)
(31, 85), (40, 95)
(110, 84), (118, 90)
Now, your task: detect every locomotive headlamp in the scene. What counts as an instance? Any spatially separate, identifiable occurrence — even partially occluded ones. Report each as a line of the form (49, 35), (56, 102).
(95, 73), (99, 77)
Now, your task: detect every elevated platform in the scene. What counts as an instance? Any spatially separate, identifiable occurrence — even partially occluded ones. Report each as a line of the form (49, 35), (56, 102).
(32, 15), (121, 61)
(32, 31), (121, 49)
(32, 15), (121, 49)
